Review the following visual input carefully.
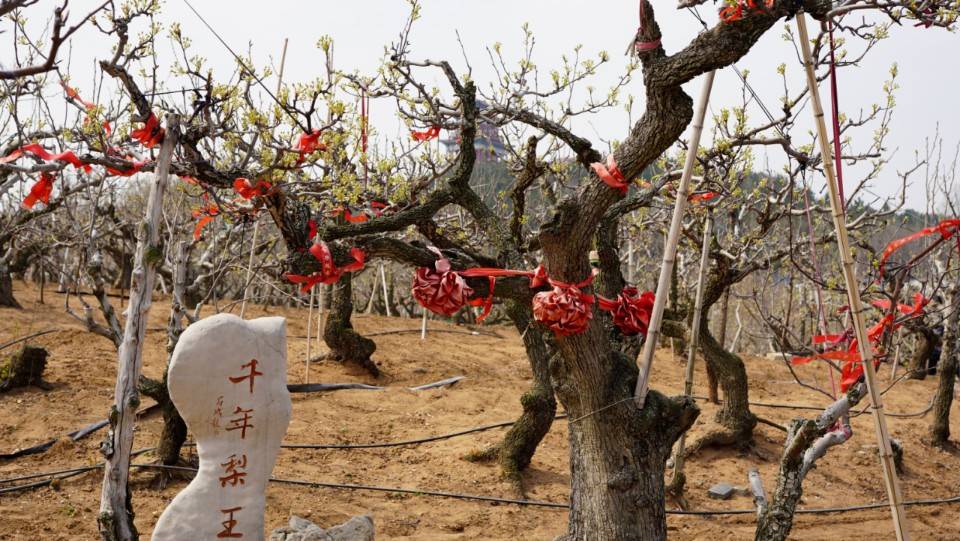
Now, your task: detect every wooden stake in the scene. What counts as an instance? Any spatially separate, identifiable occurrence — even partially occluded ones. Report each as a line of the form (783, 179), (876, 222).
(670, 211), (713, 487)
(421, 309), (428, 340)
(635, 70), (716, 406)
(796, 13), (910, 540)
(98, 114), (178, 541)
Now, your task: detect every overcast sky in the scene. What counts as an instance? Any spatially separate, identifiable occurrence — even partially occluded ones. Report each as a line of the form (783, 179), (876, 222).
(41, 1), (960, 210)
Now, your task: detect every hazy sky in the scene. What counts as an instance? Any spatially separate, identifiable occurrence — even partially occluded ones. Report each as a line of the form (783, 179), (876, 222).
(37, 1), (960, 209)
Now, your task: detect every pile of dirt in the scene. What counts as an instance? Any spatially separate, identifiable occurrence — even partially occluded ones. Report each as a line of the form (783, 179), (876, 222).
(1, 283), (958, 539)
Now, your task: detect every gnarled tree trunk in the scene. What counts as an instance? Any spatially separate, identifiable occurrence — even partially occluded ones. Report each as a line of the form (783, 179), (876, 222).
(907, 325), (938, 380)
(0, 255), (21, 309)
(931, 282), (960, 446)
(323, 272), (379, 377)
(467, 300), (557, 491)
(693, 312), (757, 451)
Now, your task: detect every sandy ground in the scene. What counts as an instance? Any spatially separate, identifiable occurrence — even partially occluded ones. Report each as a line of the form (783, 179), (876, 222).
(1, 283), (959, 540)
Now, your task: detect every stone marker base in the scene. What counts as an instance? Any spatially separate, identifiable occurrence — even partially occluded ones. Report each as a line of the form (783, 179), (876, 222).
(270, 515), (375, 541)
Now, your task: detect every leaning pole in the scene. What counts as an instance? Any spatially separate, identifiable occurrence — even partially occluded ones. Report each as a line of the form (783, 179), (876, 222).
(796, 12), (910, 541)
(634, 69), (716, 406)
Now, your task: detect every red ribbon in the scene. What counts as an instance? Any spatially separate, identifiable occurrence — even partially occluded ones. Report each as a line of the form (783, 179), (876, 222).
(871, 293), (928, 316)
(233, 178), (273, 200)
(284, 242), (366, 292)
(62, 82), (96, 110)
(590, 155), (629, 194)
(689, 191), (718, 203)
(131, 113), (165, 148)
(192, 204), (220, 240)
(0, 143), (92, 173)
(296, 130), (326, 164)
(106, 158), (151, 177)
(633, 0), (661, 52)
(597, 287), (656, 336)
(792, 312), (899, 391)
(22, 172), (55, 209)
(719, 0), (774, 22)
(879, 219), (960, 275)
(412, 250), (547, 320)
(411, 126), (441, 142)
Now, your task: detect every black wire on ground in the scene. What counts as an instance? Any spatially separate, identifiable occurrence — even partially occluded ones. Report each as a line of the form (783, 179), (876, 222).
(281, 414), (569, 450)
(4, 461), (960, 518)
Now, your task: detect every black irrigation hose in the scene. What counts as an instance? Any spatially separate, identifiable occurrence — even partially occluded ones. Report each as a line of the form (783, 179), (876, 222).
(127, 464), (960, 517)
(281, 414), (569, 450)
(692, 395), (935, 418)
(4, 461), (960, 518)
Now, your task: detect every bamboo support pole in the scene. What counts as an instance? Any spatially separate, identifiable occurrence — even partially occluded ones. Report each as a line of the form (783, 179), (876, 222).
(670, 211), (713, 488)
(239, 214), (260, 318)
(98, 114), (178, 541)
(380, 263), (391, 317)
(796, 13), (910, 540)
(305, 286), (315, 384)
(241, 38), (287, 318)
(634, 69), (716, 406)
(421, 309), (428, 341)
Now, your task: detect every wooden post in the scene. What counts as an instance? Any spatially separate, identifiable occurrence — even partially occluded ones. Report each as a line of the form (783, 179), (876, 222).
(670, 211), (713, 488)
(796, 13), (910, 540)
(98, 114), (178, 541)
(635, 70), (716, 406)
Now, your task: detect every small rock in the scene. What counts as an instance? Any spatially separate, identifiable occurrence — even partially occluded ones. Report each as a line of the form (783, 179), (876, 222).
(326, 516), (375, 541)
(270, 515), (374, 541)
(708, 482), (735, 500)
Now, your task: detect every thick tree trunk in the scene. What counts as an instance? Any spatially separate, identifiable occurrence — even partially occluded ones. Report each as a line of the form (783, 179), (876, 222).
(323, 272), (379, 377)
(931, 283), (960, 446)
(552, 349), (697, 540)
(138, 376), (187, 467)
(694, 315), (757, 450)
(907, 325), (938, 380)
(708, 288), (730, 403)
(0, 257), (20, 309)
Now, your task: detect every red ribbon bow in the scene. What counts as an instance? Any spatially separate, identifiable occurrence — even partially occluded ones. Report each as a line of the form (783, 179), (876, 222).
(590, 155), (629, 195)
(22, 172), (56, 209)
(533, 273), (596, 336)
(411, 126), (441, 142)
(412, 253), (476, 317)
(233, 178), (273, 200)
(296, 130), (326, 164)
(285, 242), (366, 292)
(131, 113), (165, 148)
(597, 287), (656, 336)
(412, 249), (547, 320)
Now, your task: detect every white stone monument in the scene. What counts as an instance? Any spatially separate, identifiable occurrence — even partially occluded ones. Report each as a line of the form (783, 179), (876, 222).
(153, 314), (291, 541)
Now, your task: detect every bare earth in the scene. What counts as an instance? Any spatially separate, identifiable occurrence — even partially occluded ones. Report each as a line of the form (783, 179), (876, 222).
(1, 284), (959, 540)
